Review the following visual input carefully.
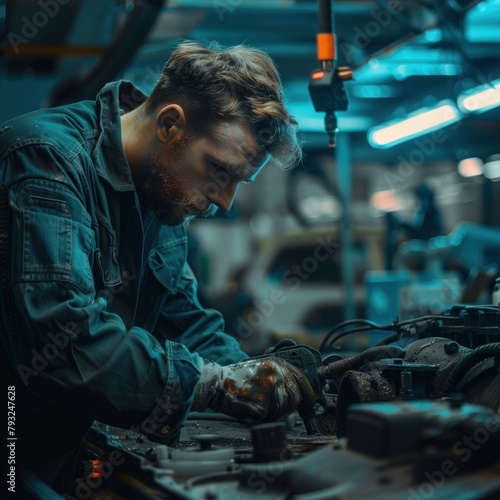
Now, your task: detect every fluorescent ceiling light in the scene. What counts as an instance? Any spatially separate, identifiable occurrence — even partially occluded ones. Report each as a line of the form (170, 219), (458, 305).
(393, 63), (460, 81)
(483, 160), (500, 180)
(457, 157), (483, 177)
(351, 85), (395, 99)
(368, 100), (461, 149)
(370, 190), (408, 212)
(458, 80), (500, 113)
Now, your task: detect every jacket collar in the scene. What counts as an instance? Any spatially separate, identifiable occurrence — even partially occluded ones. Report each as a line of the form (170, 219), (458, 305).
(94, 80), (147, 191)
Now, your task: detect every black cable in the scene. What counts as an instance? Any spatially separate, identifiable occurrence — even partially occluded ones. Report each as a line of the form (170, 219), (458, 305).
(323, 345), (405, 378)
(325, 325), (388, 351)
(319, 314), (463, 353)
(374, 333), (399, 346)
(396, 314), (462, 325)
(318, 0), (333, 33)
(319, 319), (392, 353)
(443, 342), (500, 394)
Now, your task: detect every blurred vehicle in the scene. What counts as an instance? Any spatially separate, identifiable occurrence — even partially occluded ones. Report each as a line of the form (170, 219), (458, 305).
(235, 226), (385, 355)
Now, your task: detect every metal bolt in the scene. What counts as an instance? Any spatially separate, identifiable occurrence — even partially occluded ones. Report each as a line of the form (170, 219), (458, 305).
(444, 342), (459, 355)
(399, 370), (415, 400)
(315, 403), (325, 415)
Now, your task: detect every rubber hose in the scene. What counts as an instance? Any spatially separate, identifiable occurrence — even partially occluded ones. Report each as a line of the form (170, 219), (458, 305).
(323, 345), (405, 378)
(443, 342), (500, 394)
(318, 0), (332, 33)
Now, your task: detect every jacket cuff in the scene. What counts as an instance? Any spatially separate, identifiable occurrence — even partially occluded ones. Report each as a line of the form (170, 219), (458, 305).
(137, 341), (202, 444)
(210, 333), (249, 366)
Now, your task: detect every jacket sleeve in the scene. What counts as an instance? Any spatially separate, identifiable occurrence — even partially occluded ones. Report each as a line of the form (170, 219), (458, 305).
(1, 146), (200, 441)
(151, 258), (249, 366)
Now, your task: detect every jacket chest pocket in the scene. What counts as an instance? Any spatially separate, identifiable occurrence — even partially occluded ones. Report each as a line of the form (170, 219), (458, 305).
(147, 237), (187, 294)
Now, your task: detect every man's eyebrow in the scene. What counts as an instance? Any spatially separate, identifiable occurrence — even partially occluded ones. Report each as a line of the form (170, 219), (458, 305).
(209, 154), (251, 177)
(209, 151), (270, 183)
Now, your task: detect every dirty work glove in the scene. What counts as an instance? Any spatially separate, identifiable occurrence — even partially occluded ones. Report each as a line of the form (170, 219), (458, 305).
(191, 357), (315, 422)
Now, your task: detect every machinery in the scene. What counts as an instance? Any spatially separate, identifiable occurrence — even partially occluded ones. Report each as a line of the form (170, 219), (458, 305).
(54, 399), (500, 499)
(25, 303), (500, 499)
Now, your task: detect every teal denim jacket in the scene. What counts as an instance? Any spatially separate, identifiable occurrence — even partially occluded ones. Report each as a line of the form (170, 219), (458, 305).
(0, 81), (248, 442)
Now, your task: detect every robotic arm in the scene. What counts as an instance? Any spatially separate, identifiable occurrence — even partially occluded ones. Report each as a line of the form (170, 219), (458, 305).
(308, 0), (353, 147)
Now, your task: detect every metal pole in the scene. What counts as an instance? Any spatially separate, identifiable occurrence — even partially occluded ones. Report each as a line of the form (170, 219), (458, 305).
(335, 131), (355, 320)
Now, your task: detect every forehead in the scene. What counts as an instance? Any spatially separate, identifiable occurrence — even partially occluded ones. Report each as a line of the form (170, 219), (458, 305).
(208, 121), (270, 177)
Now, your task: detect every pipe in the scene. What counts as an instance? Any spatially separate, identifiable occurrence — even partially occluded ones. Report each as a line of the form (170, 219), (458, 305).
(323, 345), (405, 378)
(47, 0), (165, 106)
(444, 343), (500, 394)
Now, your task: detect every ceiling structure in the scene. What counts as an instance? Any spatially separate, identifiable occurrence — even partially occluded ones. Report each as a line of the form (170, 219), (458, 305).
(2, 0), (500, 164)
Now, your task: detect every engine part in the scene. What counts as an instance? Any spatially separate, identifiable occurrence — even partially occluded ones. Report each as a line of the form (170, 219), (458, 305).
(77, 400), (500, 499)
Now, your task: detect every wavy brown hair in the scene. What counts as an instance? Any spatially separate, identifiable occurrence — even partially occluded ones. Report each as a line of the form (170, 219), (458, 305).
(145, 40), (302, 169)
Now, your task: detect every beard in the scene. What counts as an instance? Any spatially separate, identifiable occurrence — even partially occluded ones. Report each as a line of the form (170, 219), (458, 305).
(139, 144), (217, 226)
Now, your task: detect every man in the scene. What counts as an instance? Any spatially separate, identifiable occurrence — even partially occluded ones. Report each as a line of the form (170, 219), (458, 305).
(0, 40), (312, 494)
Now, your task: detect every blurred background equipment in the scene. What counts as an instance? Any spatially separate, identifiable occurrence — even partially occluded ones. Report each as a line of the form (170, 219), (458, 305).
(385, 182), (444, 270)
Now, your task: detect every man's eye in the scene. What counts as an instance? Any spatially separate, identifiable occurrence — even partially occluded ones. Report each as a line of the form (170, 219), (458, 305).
(212, 163), (227, 173)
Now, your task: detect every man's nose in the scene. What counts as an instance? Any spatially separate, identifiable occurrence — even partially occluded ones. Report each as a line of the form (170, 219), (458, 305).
(210, 184), (238, 213)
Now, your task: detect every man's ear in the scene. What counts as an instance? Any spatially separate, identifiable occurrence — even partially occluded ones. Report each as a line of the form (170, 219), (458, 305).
(156, 104), (186, 143)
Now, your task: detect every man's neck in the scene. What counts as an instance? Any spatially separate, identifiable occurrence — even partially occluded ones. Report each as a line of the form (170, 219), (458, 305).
(120, 105), (153, 172)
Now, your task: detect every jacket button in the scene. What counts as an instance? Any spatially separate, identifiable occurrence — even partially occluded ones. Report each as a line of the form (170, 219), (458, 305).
(104, 270), (112, 281)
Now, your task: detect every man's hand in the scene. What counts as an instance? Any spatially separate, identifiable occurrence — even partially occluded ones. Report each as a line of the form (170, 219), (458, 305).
(192, 357), (314, 422)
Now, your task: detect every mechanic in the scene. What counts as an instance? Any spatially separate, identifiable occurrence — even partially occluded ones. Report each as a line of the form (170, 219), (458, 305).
(0, 40), (311, 494)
